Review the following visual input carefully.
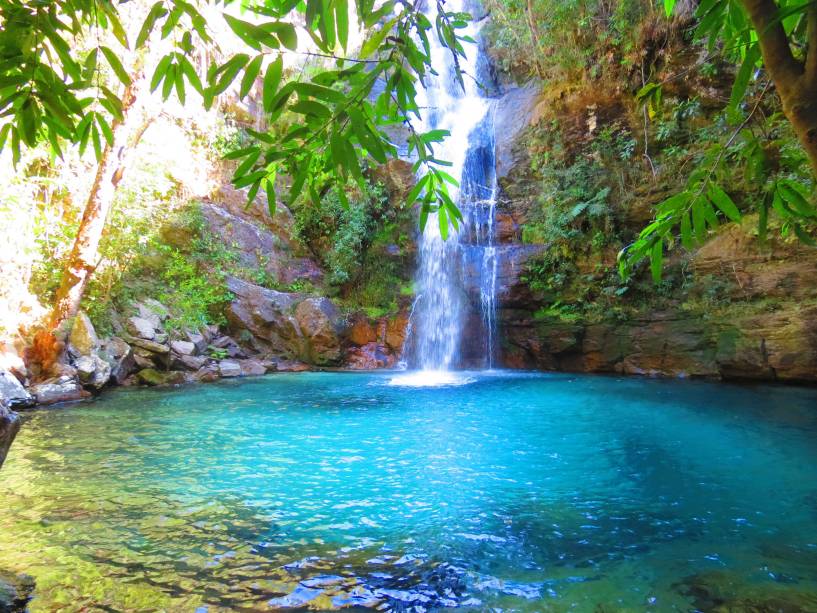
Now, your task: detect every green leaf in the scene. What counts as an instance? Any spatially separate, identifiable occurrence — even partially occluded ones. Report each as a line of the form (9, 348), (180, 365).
(650, 239), (663, 284)
(708, 184), (741, 221)
(793, 224), (817, 246)
(680, 211), (693, 249)
(262, 55), (284, 113)
(178, 54), (203, 94)
(779, 181), (816, 217)
(240, 55), (264, 99)
(267, 22), (298, 50)
(224, 14), (263, 50)
(100, 46), (131, 86)
(359, 16), (399, 59)
(728, 44), (761, 116)
(692, 197), (706, 242)
(438, 204), (449, 240)
(137, 2), (166, 48)
(335, 0), (349, 49)
(151, 55), (173, 92)
(291, 99), (332, 118)
(664, 0), (677, 17)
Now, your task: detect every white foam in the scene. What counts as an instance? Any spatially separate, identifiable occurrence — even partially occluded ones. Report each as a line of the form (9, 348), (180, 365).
(387, 371), (476, 388)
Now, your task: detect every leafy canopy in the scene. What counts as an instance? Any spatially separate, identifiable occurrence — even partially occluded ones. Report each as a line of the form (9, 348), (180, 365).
(619, 0), (817, 283)
(0, 0), (472, 229)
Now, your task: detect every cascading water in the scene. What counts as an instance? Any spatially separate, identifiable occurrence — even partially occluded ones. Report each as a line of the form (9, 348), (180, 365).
(396, 0), (499, 382)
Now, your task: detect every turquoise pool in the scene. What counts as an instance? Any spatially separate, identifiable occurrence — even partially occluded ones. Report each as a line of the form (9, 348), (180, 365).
(1, 371), (817, 611)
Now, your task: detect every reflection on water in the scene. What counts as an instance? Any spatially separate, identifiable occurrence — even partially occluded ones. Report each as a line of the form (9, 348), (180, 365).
(1, 372), (817, 611)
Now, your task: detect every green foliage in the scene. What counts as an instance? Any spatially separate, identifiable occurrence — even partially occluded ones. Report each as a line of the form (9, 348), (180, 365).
(0, 0), (475, 236)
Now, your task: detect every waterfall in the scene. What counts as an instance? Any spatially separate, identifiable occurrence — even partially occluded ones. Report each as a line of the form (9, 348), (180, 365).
(397, 0), (499, 380)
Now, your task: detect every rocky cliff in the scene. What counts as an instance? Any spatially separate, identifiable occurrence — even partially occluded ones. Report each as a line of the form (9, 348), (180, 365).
(488, 79), (817, 383)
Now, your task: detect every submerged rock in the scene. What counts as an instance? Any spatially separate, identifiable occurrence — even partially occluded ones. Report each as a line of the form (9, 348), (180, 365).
(0, 571), (34, 612)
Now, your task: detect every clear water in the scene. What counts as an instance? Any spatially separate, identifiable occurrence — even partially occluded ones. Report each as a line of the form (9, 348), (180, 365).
(2, 372), (817, 611)
(405, 0), (498, 371)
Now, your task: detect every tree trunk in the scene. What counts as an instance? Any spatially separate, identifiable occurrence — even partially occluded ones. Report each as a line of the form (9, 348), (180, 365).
(28, 78), (149, 376)
(741, 0), (817, 177)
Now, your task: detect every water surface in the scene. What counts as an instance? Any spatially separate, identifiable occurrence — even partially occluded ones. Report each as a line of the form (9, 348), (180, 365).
(2, 371), (817, 611)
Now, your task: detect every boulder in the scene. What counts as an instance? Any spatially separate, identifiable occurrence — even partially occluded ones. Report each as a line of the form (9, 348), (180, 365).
(185, 332), (208, 354)
(173, 354), (207, 371)
(295, 298), (345, 365)
(126, 316), (156, 340)
(0, 371), (34, 409)
(224, 276), (304, 357)
(102, 337), (136, 385)
(170, 340), (196, 356)
(238, 359), (266, 377)
(136, 369), (186, 386)
(128, 337), (170, 355)
(195, 365), (221, 382)
(219, 360), (242, 377)
(0, 402), (21, 470)
(74, 354), (111, 390)
(68, 311), (99, 356)
(31, 378), (89, 405)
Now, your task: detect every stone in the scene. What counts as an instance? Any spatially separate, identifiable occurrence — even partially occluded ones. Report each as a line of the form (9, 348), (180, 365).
(346, 343), (396, 370)
(348, 318), (377, 346)
(238, 359), (266, 377)
(0, 401), (21, 470)
(31, 378), (89, 405)
(200, 203), (323, 286)
(132, 350), (155, 370)
(0, 371), (34, 409)
(74, 354), (111, 390)
(274, 360), (310, 372)
(219, 360), (242, 377)
(142, 298), (170, 321)
(128, 337), (170, 354)
(494, 82), (543, 179)
(295, 297), (345, 365)
(136, 369), (185, 386)
(175, 354), (207, 371)
(68, 311), (99, 356)
(104, 337), (131, 359)
(195, 365), (221, 382)
(224, 276), (304, 357)
(170, 340), (196, 355)
(186, 332), (208, 354)
(0, 571), (34, 612)
(385, 313), (409, 351)
(127, 316), (156, 340)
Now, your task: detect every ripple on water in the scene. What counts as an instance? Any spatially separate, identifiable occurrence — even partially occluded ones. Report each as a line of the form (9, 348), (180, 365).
(1, 372), (817, 611)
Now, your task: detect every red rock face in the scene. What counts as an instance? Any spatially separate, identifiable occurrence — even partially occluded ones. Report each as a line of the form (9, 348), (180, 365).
(345, 343), (397, 370)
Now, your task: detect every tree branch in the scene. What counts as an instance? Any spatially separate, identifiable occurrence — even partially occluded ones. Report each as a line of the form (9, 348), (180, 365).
(807, 3), (817, 87)
(741, 0), (803, 88)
